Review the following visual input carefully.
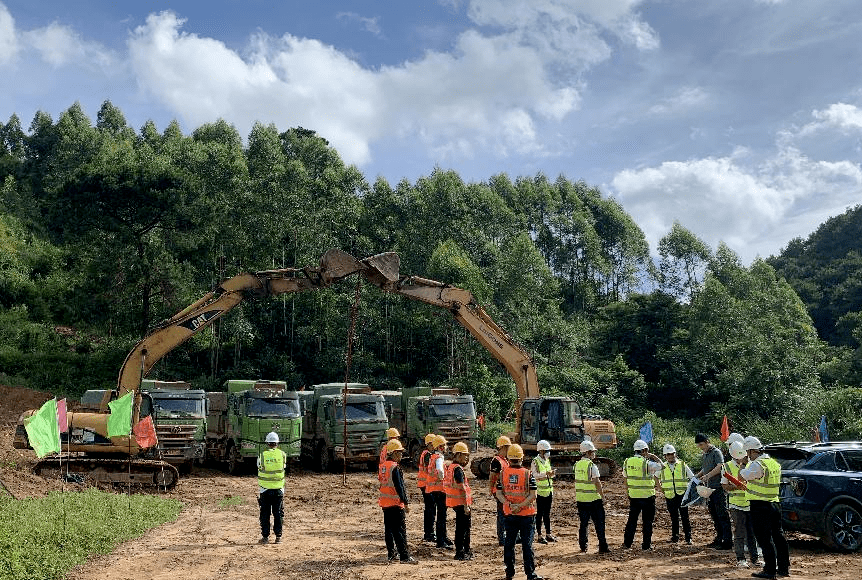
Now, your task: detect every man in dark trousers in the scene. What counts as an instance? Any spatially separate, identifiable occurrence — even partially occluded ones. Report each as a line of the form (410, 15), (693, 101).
(622, 439), (663, 550)
(574, 440), (610, 553)
(257, 431), (286, 544)
(444, 441), (474, 560)
(694, 433), (733, 549)
(659, 443), (694, 545)
(417, 432), (437, 543)
(378, 439), (418, 564)
(741, 436), (790, 580)
(426, 434), (453, 549)
(489, 435), (512, 546)
(496, 444), (544, 580)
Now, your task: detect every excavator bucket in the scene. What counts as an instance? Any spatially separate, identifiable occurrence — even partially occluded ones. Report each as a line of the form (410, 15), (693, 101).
(319, 249), (365, 283)
(361, 252), (400, 286)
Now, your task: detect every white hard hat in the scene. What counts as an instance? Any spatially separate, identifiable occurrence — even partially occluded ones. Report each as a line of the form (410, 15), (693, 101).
(537, 440), (552, 452)
(633, 439), (649, 451)
(696, 485), (715, 498)
(265, 432), (279, 444)
(580, 440), (596, 453)
(662, 444), (676, 455)
(729, 440), (747, 460)
(726, 432), (744, 446)
(743, 436), (763, 451)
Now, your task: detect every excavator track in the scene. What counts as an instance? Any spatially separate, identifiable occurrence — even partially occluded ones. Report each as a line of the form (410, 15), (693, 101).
(33, 456), (179, 490)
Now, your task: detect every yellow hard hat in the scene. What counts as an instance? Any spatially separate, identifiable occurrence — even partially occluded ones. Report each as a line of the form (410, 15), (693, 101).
(386, 439), (405, 454)
(434, 435), (448, 448)
(385, 427), (400, 439)
(496, 435), (512, 448)
(452, 442), (469, 454)
(424, 433), (437, 445)
(507, 444), (524, 460)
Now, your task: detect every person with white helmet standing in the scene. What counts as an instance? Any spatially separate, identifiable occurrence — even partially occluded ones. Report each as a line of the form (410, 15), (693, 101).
(622, 439), (663, 550)
(574, 440), (610, 553)
(531, 439), (557, 544)
(740, 436), (789, 579)
(257, 431), (287, 544)
(659, 443), (695, 545)
(721, 435), (761, 569)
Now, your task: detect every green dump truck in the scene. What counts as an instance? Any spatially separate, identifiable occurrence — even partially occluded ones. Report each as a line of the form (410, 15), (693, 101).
(373, 386), (478, 466)
(80, 381), (208, 472)
(205, 379), (303, 474)
(298, 383), (389, 472)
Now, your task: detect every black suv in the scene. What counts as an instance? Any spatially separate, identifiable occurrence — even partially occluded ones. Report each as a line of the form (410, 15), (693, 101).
(765, 441), (862, 552)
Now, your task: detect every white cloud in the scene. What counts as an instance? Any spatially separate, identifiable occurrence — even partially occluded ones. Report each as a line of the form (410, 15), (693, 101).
(23, 23), (115, 69)
(612, 140), (862, 262)
(336, 12), (382, 37)
(648, 86), (709, 116)
(802, 103), (862, 134)
(0, 3), (18, 65)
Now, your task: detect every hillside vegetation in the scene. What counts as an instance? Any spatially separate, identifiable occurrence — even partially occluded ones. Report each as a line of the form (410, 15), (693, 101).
(1, 101), (861, 442)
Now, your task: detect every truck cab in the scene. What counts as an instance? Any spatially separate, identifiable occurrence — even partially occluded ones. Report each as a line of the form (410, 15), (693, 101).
(140, 380), (208, 470)
(206, 379), (302, 474)
(300, 383), (389, 472)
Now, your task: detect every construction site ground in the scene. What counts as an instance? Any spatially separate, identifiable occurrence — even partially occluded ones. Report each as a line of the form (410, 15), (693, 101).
(2, 385), (860, 580)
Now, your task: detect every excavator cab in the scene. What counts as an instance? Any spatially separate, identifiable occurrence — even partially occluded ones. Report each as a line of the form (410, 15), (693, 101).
(519, 397), (586, 446)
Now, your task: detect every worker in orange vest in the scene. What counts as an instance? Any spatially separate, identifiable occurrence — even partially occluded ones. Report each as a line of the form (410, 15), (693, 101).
(417, 433), (438, 543)
(378, 439), (418, 564)
(380, 427), (401, 464)
(426, 434), (453, 549)
(496, 444), (543, 580)
(489, 435), (512, 546)
(444, 441), (474, 560)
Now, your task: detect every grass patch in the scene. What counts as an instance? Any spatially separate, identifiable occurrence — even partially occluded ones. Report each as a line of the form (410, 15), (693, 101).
(216, 495), (244, 509)
(0, 488), (183, 580)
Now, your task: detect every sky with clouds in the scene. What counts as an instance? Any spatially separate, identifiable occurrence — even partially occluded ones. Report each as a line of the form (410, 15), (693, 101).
(2, 0), (861, 264)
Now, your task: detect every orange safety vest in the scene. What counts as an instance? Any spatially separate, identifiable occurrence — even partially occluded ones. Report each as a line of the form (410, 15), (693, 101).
(417, 449), (431, 489)
(489, 455), (509, 496)
(425, 451), (445, 493)
(378, 460), (404, 508)
(500, 466), (537, 517)
(444, 463), (473, 507)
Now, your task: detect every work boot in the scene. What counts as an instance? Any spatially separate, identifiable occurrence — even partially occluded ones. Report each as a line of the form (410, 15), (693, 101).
(258, 536), (268, 544)
(777, 571), (790, 578)
(545, 534), (557, 542)
(400, 556), (419, 565)
(598, 546), (611, 554)
(536, 535), (547, 544)
(274, 536), (281, 544)
(454, 552), (467, 560)
(387, 552), (397, 562)
(423, 535), (436, 543)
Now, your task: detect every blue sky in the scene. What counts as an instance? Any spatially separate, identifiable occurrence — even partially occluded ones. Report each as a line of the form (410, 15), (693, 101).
(2, 1), (861, 264)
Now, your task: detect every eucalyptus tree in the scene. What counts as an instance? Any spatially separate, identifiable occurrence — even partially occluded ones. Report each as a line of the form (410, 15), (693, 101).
(657, 221), (712, 301)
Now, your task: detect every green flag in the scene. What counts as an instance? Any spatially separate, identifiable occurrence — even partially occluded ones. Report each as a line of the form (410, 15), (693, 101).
(107, 391), (133, 437)
(24, 399), (61, 458)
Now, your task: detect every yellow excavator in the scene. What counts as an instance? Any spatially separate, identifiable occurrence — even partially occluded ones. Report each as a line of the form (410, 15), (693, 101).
(16, 249), (617, 486)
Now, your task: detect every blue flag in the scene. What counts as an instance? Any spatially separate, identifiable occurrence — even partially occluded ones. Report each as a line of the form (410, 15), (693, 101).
(819, 415), (829, 443)
(639, 421), (653, 443)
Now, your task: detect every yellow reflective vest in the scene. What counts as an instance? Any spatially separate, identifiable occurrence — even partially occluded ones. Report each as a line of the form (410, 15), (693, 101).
(258, 447), (286, 490)
(660, 460), (688, 499)
(745, 456), (781, 503)
(533, 455), (553, 497)
(574, 458), (600, 503)
(725, 460), (749, 508)
(624, 455), (656, 499)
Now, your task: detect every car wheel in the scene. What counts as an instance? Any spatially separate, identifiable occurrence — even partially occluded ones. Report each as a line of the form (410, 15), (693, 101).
(823, 502), (862, 552)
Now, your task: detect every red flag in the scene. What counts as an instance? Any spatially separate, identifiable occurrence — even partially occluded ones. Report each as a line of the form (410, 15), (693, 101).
(56, 399), (68, 433)
(720, 415), (730, 442)
(133, 415), (158, 449)
(724, 471), (747, 490)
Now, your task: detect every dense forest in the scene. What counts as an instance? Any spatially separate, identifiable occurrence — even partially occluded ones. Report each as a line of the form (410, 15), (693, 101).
(1, 101), (861, 444)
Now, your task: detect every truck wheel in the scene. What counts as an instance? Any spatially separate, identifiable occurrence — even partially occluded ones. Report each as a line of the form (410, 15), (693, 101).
(823, 503), (862, 552)
(227, 444), (243, 475)
(316, 442), (330, 473)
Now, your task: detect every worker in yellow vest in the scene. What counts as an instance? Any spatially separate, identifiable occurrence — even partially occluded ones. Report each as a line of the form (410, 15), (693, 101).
(380, 427), (401, 465)
(530, 439), (556, 544)
(496, 444), (543, 580)
(417, 432), (437, 543)
(659, 443), (694, 545)
(722, 439), (761, 569)
(740, 436), (789, 579)
(622, 439), (662, 550)
(489, 435), (512, 546)
(574, 440), (609, 553)
(257, 432), (286, 544)
(378, 438), (418, 564)
(444, 441), (474, 560)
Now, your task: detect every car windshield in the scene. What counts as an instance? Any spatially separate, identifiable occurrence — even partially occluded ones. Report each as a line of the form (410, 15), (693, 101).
(152, 397), (205, 418)
(334, 401), (386, 422)
(427, 402), (475, 420)
(768, 447), (812, 471)
(248, 398), (301, 418)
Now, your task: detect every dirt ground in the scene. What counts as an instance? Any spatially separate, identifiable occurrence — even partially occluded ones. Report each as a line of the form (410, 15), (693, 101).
(2, 385), (861, 580)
